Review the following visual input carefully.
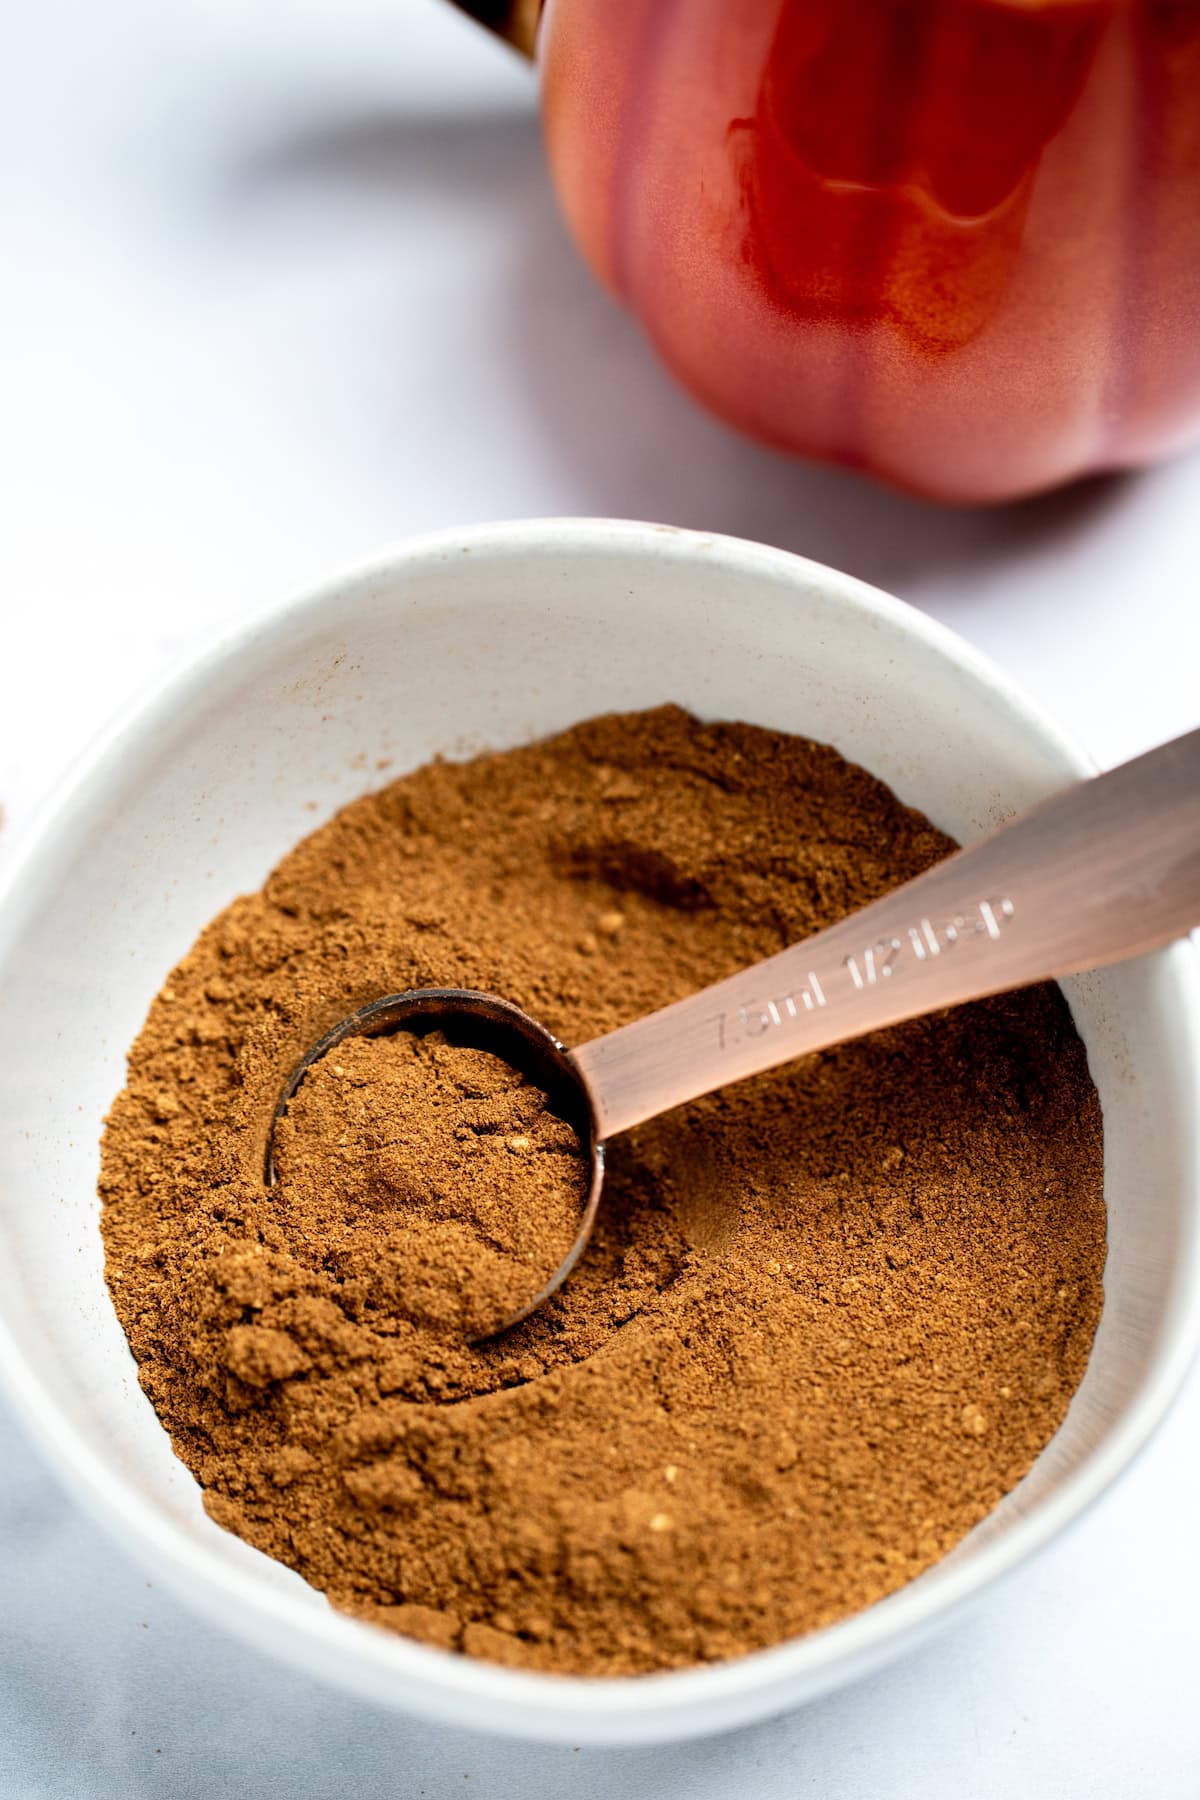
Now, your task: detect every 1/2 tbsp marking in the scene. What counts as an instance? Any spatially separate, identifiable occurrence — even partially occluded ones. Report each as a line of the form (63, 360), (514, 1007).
(711, 897), (1015, 1048)
(844, 896), (1015, 988)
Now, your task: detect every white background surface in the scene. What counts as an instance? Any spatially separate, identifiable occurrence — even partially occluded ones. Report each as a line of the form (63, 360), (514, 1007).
(2, 1), (1199, 1794)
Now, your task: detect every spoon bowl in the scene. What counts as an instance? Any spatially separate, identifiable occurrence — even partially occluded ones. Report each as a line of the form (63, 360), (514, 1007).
(265, 987), (605, 1337)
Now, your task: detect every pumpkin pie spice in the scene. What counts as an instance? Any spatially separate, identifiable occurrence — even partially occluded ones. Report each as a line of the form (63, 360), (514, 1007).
(99, 707), (1105, 1675)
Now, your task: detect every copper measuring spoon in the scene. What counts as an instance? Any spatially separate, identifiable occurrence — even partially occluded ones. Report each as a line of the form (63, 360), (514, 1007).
(266, 727), (1200, 1336)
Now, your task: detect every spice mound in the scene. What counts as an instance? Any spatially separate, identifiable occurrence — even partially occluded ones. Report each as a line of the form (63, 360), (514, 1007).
(271, 1031), (588, 1342)
(99, 706), (1106, 1677)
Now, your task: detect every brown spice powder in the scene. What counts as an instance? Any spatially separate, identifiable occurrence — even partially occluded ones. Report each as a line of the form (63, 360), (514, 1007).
(99, 706), (1105, 1676)
(271, 1031), (588, 1344)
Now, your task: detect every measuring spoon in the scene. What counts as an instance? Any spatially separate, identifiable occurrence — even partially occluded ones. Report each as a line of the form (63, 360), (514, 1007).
(266, 726), (1200, 1335)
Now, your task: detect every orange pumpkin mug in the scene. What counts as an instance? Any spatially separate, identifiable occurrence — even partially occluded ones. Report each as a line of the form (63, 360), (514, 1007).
(451, 0), (1200, 502)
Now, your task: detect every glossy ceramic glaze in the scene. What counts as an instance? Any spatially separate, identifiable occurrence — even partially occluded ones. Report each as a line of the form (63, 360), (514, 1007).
(538, 0), (1200, 501)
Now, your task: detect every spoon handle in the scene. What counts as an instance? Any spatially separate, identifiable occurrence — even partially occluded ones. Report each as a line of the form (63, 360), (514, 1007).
(573, 728), (1200, 1140)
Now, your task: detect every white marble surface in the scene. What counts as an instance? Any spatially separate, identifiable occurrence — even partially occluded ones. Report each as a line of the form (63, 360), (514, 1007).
(2, 0), (1199, 1793)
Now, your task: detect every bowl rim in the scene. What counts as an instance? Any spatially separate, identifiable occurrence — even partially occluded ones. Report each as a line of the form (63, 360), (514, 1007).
(0, 515), (1197, 1740)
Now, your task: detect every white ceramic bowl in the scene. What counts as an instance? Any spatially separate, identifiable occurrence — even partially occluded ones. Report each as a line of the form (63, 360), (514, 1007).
(0, 519), (1197, 1746)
